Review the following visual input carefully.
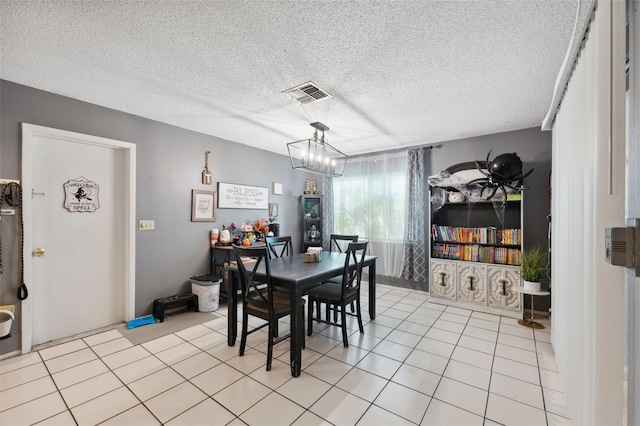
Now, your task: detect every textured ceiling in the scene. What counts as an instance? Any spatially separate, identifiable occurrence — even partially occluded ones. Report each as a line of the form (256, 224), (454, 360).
(0, 1), (590, 157)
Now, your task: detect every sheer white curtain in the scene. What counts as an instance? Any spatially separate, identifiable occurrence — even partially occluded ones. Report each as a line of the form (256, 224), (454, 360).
(332, 151), (408, 277)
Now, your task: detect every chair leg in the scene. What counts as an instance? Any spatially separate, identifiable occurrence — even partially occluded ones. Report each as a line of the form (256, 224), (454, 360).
(239, 308), (249, 356)
(307, 299), (314, 336)
(266, 318), (274, 371)
(340, 304), (349, 347)
(356, 299), (364, 333)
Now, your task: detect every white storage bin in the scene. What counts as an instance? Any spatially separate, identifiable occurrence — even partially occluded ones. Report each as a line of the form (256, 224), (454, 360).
(190, 275), (222, 312)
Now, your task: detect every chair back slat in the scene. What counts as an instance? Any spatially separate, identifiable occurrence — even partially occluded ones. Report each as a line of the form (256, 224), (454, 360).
(233, 246), (272, 307)
(265, 236), (293, 259)
(329, 234), (358, 253)
(342, 241), (368, 297)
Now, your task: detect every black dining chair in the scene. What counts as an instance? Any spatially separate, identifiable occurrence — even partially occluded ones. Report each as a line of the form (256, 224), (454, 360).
(265, 235), (293, 259)
(329, 234), (358, 253)
(233, 246), (304, 370)
(307, 241), (368, 347)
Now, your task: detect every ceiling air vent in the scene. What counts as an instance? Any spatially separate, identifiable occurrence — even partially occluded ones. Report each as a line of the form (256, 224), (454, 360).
(283, 82), (331, 104)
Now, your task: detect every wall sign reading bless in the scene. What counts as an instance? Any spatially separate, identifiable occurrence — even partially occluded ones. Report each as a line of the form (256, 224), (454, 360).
(217, 182), (268, 209)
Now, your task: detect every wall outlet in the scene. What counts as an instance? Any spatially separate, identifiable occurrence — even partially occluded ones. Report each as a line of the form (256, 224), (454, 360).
(138, 220), (155, 230)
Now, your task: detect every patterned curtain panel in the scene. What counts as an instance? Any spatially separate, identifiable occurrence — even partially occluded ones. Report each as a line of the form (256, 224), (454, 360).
(402, 147), (430, 282)
(321, 175), (333, 251)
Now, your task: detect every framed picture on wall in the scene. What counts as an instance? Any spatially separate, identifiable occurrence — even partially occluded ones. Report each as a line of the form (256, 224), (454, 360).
(191, 190), (216, 222)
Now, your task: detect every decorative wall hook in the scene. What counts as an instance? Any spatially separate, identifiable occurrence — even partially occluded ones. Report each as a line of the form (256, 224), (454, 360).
(202, 151), (212, 185)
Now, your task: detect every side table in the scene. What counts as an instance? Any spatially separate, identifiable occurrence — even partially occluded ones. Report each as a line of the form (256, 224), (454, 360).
(514, 286), (550, 329)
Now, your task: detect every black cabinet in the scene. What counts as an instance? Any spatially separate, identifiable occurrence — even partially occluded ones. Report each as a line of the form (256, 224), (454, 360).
(301, 195), (322, 252)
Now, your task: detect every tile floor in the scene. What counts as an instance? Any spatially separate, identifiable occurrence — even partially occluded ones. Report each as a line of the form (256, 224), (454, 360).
(0, 284), (572, 425)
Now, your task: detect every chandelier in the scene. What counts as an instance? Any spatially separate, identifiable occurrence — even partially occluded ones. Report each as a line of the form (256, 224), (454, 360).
(287, 122), (347, 177)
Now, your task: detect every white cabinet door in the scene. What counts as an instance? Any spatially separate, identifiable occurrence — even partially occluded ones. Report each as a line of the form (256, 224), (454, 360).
(487, 266), (522, 311)
(430, 259), (457, 300)
(457, 263), (487, 304)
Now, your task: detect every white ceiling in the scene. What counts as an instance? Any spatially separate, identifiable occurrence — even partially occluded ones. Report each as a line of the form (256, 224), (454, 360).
(0, 1), (590, 157)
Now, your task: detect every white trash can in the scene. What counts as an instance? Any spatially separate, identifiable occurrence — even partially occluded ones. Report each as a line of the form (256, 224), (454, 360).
(190, 275), (222, 312)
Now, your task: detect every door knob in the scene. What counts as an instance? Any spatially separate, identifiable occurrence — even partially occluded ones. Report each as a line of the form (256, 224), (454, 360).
(32, 248), (45, 257)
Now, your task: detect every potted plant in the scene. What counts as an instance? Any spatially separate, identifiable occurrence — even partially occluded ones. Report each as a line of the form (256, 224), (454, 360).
(520, 247), (549, 292)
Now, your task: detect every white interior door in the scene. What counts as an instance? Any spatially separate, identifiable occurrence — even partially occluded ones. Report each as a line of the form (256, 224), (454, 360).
(21, 124), (136, 351)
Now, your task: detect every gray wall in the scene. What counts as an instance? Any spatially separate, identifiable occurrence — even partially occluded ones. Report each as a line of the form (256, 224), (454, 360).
(0, 80), (309, 354)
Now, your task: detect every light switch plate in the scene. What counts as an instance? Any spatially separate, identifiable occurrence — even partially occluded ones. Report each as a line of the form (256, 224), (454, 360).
(139, 220), (155, 230)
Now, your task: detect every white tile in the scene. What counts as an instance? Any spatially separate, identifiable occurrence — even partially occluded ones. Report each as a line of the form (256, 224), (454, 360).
(497, 332), (536, 351)
(485, 392), (547, 426)
(467, 317), (500, 331)
(391, 363), (440, 396)
(534, 329), (552, 343)
(355, 352), (402, 380)
(544, 386), (572, 418)
(190, 363), (244, 396)
(91, 336), (134, 357)
(450, 346), (494, 370)
(425, 327), (460, 345)
(34, 409), (77, 425)
(171, 351), (220, 379)
(305, 334), (342, 354)
(541, 368), (565, 392)
(291, 410), (332, 426)
(305, 354), (353, 384)
(71, 387), (139, 426)
(492, 356), (540, 385)
(500, 322), (535, 339)
(128, 367), (185, 401)
(385, 329), (422, 347)
(358, 404), (416, 425)
(433, 376), (488, 416)
(241, 391), (306, 426)
(536, 341), (555, 355)
(405, 312), (437, 326)
(404, 349), (449, 375)
(547, 411), (574, 426)
(362, 322), (393, 338)
(395, 320), (431, 336)
(188, 330), (227, 350)
(51, 359), (109, 389)
(113, 355), (165, 384)
(277, 372), (332, 408)
(145, 381), (208, 424)
(444, 360), (491, 390)
(0, 351), (41, 374)
(369, 315), (403, 329)
(538, 351), (559, 372)
(470, 311), (501, 322)
(374, 381), (431, 423)
(248, 358), (294, 390)
(141, 334), (184, 354)
(494, 343), (538, 366)
(457, 335), (496, 355)
(155, 341), (201, 365)
(392, 302), (419, 313)
(382, 308), (411, 320)
(439, 312), (469, 324)
(213, 376), (271, 416)
(490, 372), (544, 409)
(101, 404), (160, 426)
(421, 398), (484, 426)
(415, 337), (455, 358)
(206, 340), (242, 361)
(444, 306), (472, 317)
(462, 325), (498, 342)
(310, 387), (371, 426)
(347, 330), (383, 350)
(371, 340), (412, 362)
(38, 339), (88, 361)
(432, 319), (465, 334)
(336, 367), (388, 402)
(0, 392), (67, 425)
(44, 348), (98, 374)
(1, 362), (51, 389)
(60, 371), (123, 408)
(101, 345), (152, 370)
(165, 398), (234, 426)
(83, 329), (122, 347)
(0, 376), (57, 411)
(278, 345), (323, 368)
(326, 343), (371, 365)
(174, 324), (214, 341)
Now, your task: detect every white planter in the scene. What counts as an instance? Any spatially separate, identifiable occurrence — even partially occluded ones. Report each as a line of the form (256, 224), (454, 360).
(0, 308), (15, 338)
(523, 280), (541, 292)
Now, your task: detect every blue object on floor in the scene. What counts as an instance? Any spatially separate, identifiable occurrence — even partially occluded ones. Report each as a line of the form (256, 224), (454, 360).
(126, 315), (156, 329)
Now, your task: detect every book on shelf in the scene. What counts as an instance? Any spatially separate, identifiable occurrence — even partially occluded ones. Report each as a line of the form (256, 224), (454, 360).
(431, 242), (521, 266)
(431, 225), (521, 246)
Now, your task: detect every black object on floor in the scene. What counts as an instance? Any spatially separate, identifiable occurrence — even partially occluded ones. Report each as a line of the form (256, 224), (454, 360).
(153, 292), (199, 322)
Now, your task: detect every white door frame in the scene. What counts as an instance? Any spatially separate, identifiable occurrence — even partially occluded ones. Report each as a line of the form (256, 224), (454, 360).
(21, 123), (136, 353)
